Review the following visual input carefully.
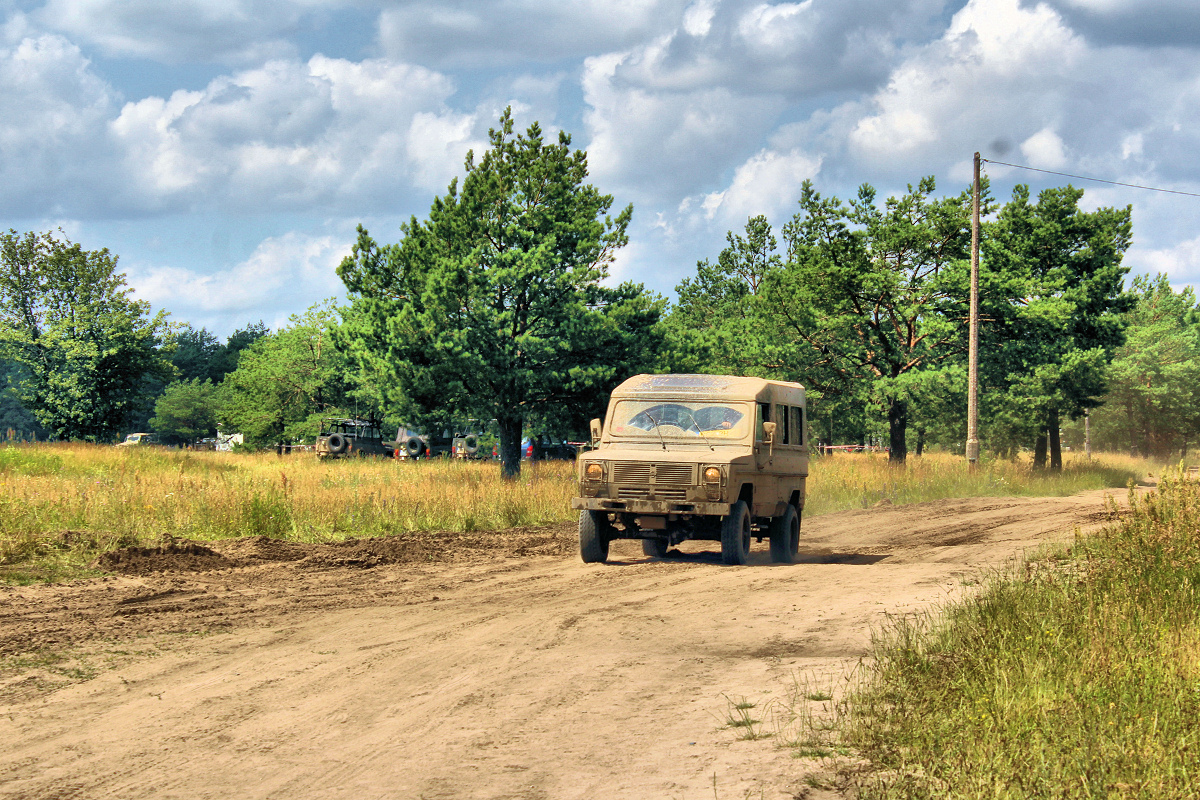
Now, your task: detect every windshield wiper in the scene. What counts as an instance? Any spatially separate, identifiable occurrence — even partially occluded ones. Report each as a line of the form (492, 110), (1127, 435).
(686, 416), (716, 452)
(645, 412), (668, 451)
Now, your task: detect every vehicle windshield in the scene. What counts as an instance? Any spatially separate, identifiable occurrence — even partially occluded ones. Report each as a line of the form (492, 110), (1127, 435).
(608, 401), (751, 441)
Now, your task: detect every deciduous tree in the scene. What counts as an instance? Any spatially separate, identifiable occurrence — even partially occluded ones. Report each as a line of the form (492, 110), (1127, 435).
(776, 178), (973, 463)
(982, 185), (1132, 469)
(217, 303), (348, 446)
(151, 378), (218, 444)
(0, 230), (172, 441)
(336, 109), (662, 478)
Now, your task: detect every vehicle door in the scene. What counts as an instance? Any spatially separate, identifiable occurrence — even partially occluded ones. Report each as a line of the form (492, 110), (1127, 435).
(772, 399), (807, 509)
(753, 400), (782, 516)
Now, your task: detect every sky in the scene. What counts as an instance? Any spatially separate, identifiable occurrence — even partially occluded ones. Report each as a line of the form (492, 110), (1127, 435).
(3, 0), (1200, 337)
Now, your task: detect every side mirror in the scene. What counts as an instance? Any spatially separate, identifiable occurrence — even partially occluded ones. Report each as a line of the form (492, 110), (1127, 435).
(589, 418), (603, 446)
(762, 421), (777, 456)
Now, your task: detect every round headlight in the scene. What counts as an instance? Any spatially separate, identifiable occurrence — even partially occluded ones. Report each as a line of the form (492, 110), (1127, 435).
(704, 466), (722, 483)
(585, 463), (604, 480)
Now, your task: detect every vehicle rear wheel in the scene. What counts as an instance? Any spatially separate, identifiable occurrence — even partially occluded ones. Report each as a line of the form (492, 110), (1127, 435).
(792, 508), (802, 558)
(579, 510), (612, 564)
(769, 505), (799, 564)
(642, 538), (669, 558)
(720, 500), (751, 565)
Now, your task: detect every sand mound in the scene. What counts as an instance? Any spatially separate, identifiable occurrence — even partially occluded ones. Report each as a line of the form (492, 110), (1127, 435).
(92, 540), (235, 575)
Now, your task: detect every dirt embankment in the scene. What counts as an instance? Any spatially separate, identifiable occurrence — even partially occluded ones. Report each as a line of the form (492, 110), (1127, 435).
(0, 491), (1119, 800)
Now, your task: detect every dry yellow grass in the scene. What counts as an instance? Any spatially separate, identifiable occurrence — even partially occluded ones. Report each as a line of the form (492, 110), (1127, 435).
(0, 443), (574, 581)
(0, 443), (1151, 582)
(805, 450), (1153, 516)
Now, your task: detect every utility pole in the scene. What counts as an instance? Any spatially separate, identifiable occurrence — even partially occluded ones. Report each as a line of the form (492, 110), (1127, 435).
(966, 152), (981, 469)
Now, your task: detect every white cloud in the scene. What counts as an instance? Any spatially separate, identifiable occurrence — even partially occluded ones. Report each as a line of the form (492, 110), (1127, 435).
(0, 40), (492, 217)
(582, 50), (781, 203)
(607, 0), (945, 97)
(0, 33), (121, 216)
(1021, 128), (1068, 169)
(378, 0), (687, 68)
(35, 0), (324, 64)
(846, 0), (1085, 172)
(682, 0), (717, 37)
(689, 147), (823, 223)
(126, 230), (351, 331)
(1129, 235), (1200, 285)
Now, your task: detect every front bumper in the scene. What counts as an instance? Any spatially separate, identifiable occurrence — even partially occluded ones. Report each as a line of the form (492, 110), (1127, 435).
(571, 497), (731, 516)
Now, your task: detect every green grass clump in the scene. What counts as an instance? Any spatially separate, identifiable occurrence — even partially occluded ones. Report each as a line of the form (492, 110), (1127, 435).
(842, 469), (1200, 799)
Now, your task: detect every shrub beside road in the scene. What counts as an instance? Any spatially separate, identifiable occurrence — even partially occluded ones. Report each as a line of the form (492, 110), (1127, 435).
(836, 469), (1200, 798)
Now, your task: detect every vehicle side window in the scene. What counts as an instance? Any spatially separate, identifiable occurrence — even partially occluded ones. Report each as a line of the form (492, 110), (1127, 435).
(779, 404), (791, 444)
(793, 406), (804, 447)
(756, 402), (770, 441)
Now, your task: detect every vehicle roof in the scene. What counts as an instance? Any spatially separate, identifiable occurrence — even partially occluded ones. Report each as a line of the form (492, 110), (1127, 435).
(322, 418), (377, 426)
(610, 373), (805, 402)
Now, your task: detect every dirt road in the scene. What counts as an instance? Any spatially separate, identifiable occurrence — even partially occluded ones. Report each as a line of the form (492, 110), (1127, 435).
(0, 491), (1119, 800)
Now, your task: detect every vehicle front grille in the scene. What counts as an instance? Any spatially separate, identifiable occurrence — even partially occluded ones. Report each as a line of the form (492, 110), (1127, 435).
(612, 462), (652, 483)
(611, 462), (694, 486)
(654, 464), (694, 485)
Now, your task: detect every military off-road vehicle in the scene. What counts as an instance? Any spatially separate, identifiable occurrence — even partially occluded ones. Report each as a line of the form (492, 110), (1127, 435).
(116, 432), (160, 447)
(315, 418), (394, 459)
(571, 374), (808, 565)
(396, 427), (454, 459)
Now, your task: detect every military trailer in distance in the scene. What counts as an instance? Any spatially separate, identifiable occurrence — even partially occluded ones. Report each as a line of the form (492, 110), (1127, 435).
(571, 374), (809, 565)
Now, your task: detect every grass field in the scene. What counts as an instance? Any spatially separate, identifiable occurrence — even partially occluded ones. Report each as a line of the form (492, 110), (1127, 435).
(834, 468), (1200, 799)
(0, 443), (1151, 583)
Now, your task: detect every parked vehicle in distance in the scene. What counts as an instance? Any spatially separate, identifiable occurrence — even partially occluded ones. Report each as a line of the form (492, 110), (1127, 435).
(315, 418), (394, 459)
(116, 432), (160, 447)
(396, 427), (454, 459)
(523, 434), (581, 460)
(453, 420), (490, 459)
(572, 373), (809, 565)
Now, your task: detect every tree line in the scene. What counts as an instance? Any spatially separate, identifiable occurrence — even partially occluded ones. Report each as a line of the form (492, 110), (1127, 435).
(1, 109), (1194, 476)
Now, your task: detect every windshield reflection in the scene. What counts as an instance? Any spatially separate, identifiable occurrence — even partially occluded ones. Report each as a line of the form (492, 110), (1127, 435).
(609, 401), (749, 440)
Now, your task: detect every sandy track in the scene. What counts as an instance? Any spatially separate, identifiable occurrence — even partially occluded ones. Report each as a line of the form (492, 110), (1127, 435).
(0, 491), (1120, 800)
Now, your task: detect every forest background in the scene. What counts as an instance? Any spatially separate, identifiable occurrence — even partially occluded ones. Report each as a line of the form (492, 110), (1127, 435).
(0, 112), (1195, 476)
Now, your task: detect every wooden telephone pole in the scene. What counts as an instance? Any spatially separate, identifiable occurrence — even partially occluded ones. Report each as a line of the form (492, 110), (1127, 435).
(966, 152), (981, 468)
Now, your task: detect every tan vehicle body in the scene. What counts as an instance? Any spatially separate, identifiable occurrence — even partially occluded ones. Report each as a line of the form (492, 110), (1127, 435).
(572, 374), (808, 564)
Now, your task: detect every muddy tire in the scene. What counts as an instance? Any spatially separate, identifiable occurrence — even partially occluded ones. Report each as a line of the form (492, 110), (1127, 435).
(721, 501), (751, 565)
(642, 538), (668, 558)
(579, 511), (612, 564)
(792, 508), (802, 558)
(769, 505), (799, 564)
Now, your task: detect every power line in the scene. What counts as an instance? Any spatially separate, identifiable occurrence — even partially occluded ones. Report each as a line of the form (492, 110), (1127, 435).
(981, 158), (1200, 198)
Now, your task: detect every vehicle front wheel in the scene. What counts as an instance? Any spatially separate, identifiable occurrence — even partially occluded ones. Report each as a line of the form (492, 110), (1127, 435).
(642, 538), (669, 558)
(769, 505), (799, 564)
(720, 500), (751, 565)
(579, 510), (613, 564)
